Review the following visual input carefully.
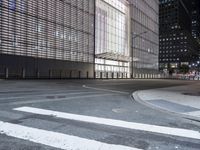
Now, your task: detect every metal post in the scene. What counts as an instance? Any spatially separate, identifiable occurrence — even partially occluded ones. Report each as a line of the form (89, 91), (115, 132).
(36, 69), (39, 79)
(79, 71), (81, 79)
(5, 68), (8, 79)
(22, 68), (25, 79)
(49, 69), (52, 79)
(87, 71), (89, 79)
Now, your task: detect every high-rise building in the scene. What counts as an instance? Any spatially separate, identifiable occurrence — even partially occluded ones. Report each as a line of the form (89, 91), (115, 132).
(191, 0), (200, 41)
(0, 0), (95, 78)
(130, 0), (159, 78)
(159, 0), (199, 71)
(0, 0), (159, 79)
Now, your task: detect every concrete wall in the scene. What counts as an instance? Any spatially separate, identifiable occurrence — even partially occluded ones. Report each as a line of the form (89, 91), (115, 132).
(0, 54), (94, 79)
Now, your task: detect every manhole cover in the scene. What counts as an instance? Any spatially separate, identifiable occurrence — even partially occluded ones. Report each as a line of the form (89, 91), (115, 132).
(183, 92), (200, 96)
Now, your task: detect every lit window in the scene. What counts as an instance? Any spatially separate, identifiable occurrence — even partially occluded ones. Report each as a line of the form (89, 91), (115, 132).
(9, 0), (16, 11)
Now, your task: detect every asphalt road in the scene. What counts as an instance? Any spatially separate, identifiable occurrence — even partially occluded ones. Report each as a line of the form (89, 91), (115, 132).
(0, 79), (199, 150)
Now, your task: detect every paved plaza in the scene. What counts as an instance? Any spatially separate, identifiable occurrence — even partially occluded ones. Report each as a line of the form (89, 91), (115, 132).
(0, 79), (199, 150)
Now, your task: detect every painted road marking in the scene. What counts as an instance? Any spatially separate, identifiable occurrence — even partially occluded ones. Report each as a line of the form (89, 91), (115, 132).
(14, 107), (200, 140)
(0, 91), (103, 100)
(83, 85), (129, 94)
(184, 111), (200, 117)
(0, 121), (141, 150)
(9, 93), (116, 105)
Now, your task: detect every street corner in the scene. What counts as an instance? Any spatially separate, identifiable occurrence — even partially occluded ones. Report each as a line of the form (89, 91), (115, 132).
(132, 89), (200, 121)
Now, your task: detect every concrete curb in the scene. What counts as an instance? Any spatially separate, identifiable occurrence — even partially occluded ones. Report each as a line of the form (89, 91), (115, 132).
(132, 91), (200, 122)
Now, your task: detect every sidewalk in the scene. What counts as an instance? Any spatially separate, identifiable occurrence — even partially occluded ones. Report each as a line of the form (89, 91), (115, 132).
(133, 83), (200, 121)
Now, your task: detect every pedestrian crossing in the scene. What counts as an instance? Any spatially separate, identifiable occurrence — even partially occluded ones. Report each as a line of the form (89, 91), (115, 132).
(0, 121), (140, 150)
(14, 106), (200, 140)
(0, 106), (200, 150)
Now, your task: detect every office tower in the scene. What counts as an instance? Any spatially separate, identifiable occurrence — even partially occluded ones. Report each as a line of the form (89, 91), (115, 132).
(0, 0), (159, 79)
(159, 0), (199, 71)
(191, 0), (200, 41)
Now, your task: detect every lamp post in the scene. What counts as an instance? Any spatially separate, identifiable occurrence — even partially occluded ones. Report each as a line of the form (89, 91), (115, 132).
(131, 31), (148, 78)
(197, 61), (200, 75)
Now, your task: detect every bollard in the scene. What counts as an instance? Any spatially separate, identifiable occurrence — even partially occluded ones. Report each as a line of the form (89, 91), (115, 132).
(49, 69), (52, 79)
(78, 71), (81, 79)
(70, 71), (72, 78)
(22, 68), (25, 79)
(36, 69), (39, 79)
(87, 71), (89, 79)
(5, 68), (8, 79)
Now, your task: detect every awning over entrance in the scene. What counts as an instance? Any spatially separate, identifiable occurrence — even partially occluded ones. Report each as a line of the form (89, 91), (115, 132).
(95, 52), (139, 62)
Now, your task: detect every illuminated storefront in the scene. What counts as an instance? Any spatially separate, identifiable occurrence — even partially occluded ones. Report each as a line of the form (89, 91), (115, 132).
(95, 0), (131, 78)
(95, 0), (159, 78)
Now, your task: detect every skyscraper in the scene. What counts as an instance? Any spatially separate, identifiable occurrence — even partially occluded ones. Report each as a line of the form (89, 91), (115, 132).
(159, 0), (199, 71)
(0, 0), (159, 79)
(191, 0), (200, 41)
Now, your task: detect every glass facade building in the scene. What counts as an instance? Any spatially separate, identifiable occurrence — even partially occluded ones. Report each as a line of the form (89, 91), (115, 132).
(0, 0), (94, 61)
(95, 0), (159, 78)
(0, 0), (159, 79)
(95, 0), (130, 78)
(130, 0), (159, 78)
(0, 0), (95, 78)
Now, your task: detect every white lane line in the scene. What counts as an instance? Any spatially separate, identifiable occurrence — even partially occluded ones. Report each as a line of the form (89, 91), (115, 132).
(183, 111), (200, 117)
(14, 107), (200, 140)
(0, 91), (102, 100)
(0, 121), (141, 150)
(82, 85), (129, 94)
(10, 93), (116, 105)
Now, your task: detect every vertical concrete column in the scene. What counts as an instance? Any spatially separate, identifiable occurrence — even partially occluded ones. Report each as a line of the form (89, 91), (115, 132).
(94, 72), (96, 79)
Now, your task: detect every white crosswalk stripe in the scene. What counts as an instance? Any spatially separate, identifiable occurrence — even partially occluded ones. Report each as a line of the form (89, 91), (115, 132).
(14, 106), (200, 140)
(0, 121), (141, 150)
